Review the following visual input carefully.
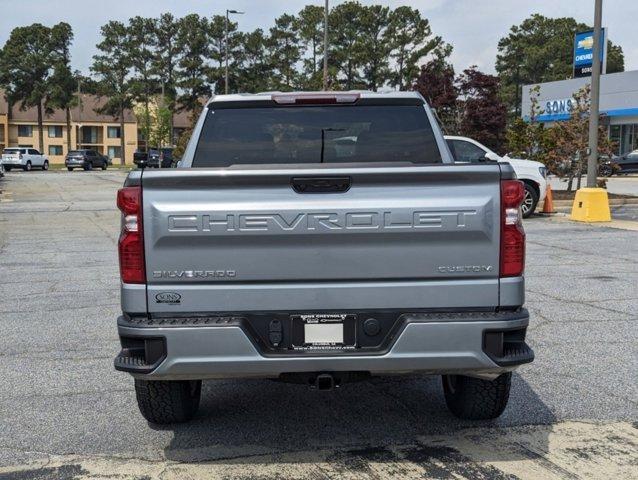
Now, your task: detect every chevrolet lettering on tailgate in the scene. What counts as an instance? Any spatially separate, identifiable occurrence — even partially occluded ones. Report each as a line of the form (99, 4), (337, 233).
(167, 210), (478, 233)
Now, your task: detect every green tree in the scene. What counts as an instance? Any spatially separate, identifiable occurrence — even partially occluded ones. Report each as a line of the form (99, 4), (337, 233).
(133, 97), (171, 149)
(329, 1), (366, 90)
(0, 24), (54, 153)
(387, 6), (442, 91)
(208, 15), (241, 93)
(268, 14), (302, 90)
(47, 22), (77, 153)
(236, 29), (272, 93)
(295, 5), (325, 89)
(506, 86), (553, 164)
(91, 20), (134, 165)
(358, 5), (392, 91)
(176, 14), (211, 114)
(496, 14), (625, 117)
(152, 13), (180, 143)
(128, 16), (158, 150)
(544, 85), (614, 190)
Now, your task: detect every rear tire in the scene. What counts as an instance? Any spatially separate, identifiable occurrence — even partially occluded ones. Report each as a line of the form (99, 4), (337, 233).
(24, 161), (32, 172)
(67, 167), (73, 171)
(442, 372), (511, 420)
(134, 379), (201, 424)
(521, 183), (539, 218)
(84, 162), (93, 171)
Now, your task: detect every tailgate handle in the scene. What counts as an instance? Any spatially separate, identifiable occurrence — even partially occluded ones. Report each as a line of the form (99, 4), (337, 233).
(291, 176), (351, 193)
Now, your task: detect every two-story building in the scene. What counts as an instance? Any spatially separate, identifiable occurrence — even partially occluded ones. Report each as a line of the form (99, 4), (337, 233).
(0, 94), (192, 164)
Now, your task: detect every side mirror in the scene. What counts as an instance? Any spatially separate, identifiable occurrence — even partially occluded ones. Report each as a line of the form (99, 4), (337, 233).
(484, 151), (500, 162)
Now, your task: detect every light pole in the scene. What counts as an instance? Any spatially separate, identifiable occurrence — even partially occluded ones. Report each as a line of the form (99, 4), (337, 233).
(76, 77), (82, 149)
(225, 9), (244, 95)
(514, 64), (521, 117)
(586, 0), (603, 188)
(323, 0), (329, 90)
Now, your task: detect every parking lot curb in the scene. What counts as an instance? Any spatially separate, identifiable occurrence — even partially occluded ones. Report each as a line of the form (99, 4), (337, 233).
(552, 197), (638, 207)
(546, 212), (638, 231)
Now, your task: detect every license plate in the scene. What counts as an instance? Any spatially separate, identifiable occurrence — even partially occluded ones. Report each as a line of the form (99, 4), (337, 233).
(291, 314), (356, 351)
(304, 322), (344, 344)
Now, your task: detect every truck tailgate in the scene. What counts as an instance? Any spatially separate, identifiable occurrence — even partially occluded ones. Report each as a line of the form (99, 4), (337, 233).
(141, 164), (502, 312)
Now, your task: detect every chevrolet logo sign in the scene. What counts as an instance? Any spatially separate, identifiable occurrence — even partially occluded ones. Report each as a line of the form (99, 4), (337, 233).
(577, 36), (594, 50)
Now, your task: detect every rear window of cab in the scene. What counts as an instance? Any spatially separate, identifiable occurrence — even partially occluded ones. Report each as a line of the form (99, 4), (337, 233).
(192, 104), (442, 167)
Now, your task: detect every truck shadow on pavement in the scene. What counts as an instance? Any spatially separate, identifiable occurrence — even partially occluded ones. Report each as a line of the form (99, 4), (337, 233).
(157, 372), (556, 468)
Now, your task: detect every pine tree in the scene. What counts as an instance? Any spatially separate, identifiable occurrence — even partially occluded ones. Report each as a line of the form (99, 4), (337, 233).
(91, 21), (134, 164)
(0, 24), (54, 153)
(47, 22), (76, 153)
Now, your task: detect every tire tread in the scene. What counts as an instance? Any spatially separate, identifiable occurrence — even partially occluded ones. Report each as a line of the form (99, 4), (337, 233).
(134, 379), (201, 424)
(443, 373), (511, 420)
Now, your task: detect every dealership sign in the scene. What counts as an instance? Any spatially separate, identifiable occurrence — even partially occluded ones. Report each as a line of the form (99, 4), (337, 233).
(573, 29), (607, 78)
(545, 98), (575, 116)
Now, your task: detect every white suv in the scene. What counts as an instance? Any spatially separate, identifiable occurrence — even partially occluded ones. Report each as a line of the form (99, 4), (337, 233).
(1, 148), (49, 172)
(445, 136), (548, 217)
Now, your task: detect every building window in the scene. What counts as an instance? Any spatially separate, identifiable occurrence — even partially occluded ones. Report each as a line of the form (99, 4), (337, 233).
(18, 125), (33, 137)
(18, 144), (33, 148)
(81, 126), (99, 144)
(107, 126), (121, 138)
(49, 145), (63, 155)
(107, 146), (122, 159)
(48, 126), (63, 138)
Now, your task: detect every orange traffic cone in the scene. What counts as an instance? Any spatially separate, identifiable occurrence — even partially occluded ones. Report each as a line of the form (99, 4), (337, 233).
(541, 184), (555, 214)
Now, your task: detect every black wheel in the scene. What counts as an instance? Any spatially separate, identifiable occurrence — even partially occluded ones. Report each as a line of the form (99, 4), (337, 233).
(84, 162), (93, 171)
(442, 372), (511, 420)
(24, 161), (32, 172)
(101, 161), (107, 170)
(42, 160), (49, 171)
(134, 379), (201, 424)
(5, 167), (11, 172)
(67, 167), (73, 171)
(521, 183), (539, 218)
(598, 164), (613, 177)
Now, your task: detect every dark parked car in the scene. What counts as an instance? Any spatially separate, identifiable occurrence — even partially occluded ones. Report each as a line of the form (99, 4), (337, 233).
(599, 150), (638, 176)
(65, 150), (109, 171)
(133, 148), (174, 168)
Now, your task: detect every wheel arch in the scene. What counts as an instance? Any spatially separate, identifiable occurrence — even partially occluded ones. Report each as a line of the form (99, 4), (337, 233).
(520, 178), (540, 197)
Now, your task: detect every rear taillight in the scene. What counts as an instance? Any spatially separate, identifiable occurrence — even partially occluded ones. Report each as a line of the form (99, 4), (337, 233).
(500, 180), (525, 277)
(117, 186), (145, 283)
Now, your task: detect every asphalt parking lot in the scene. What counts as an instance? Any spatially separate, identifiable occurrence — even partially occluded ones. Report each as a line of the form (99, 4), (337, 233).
(0, 171), (637, 479)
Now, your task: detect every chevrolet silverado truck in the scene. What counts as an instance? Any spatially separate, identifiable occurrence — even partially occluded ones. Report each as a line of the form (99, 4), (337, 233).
(114, 91), (533, 424)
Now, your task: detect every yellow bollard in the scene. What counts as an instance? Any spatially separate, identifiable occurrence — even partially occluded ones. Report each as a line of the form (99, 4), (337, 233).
(570, 188), (611, 222)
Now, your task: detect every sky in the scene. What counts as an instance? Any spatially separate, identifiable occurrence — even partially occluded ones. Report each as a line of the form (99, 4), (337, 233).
(1, 0), (637, 78)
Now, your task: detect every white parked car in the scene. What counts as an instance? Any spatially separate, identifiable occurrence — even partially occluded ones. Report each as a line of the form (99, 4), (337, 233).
(445, 136), (548, 217)
(1, 147), (49, 172)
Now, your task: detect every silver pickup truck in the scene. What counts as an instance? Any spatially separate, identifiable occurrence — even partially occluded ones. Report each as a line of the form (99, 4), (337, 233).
(114, 91), (533, 424)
